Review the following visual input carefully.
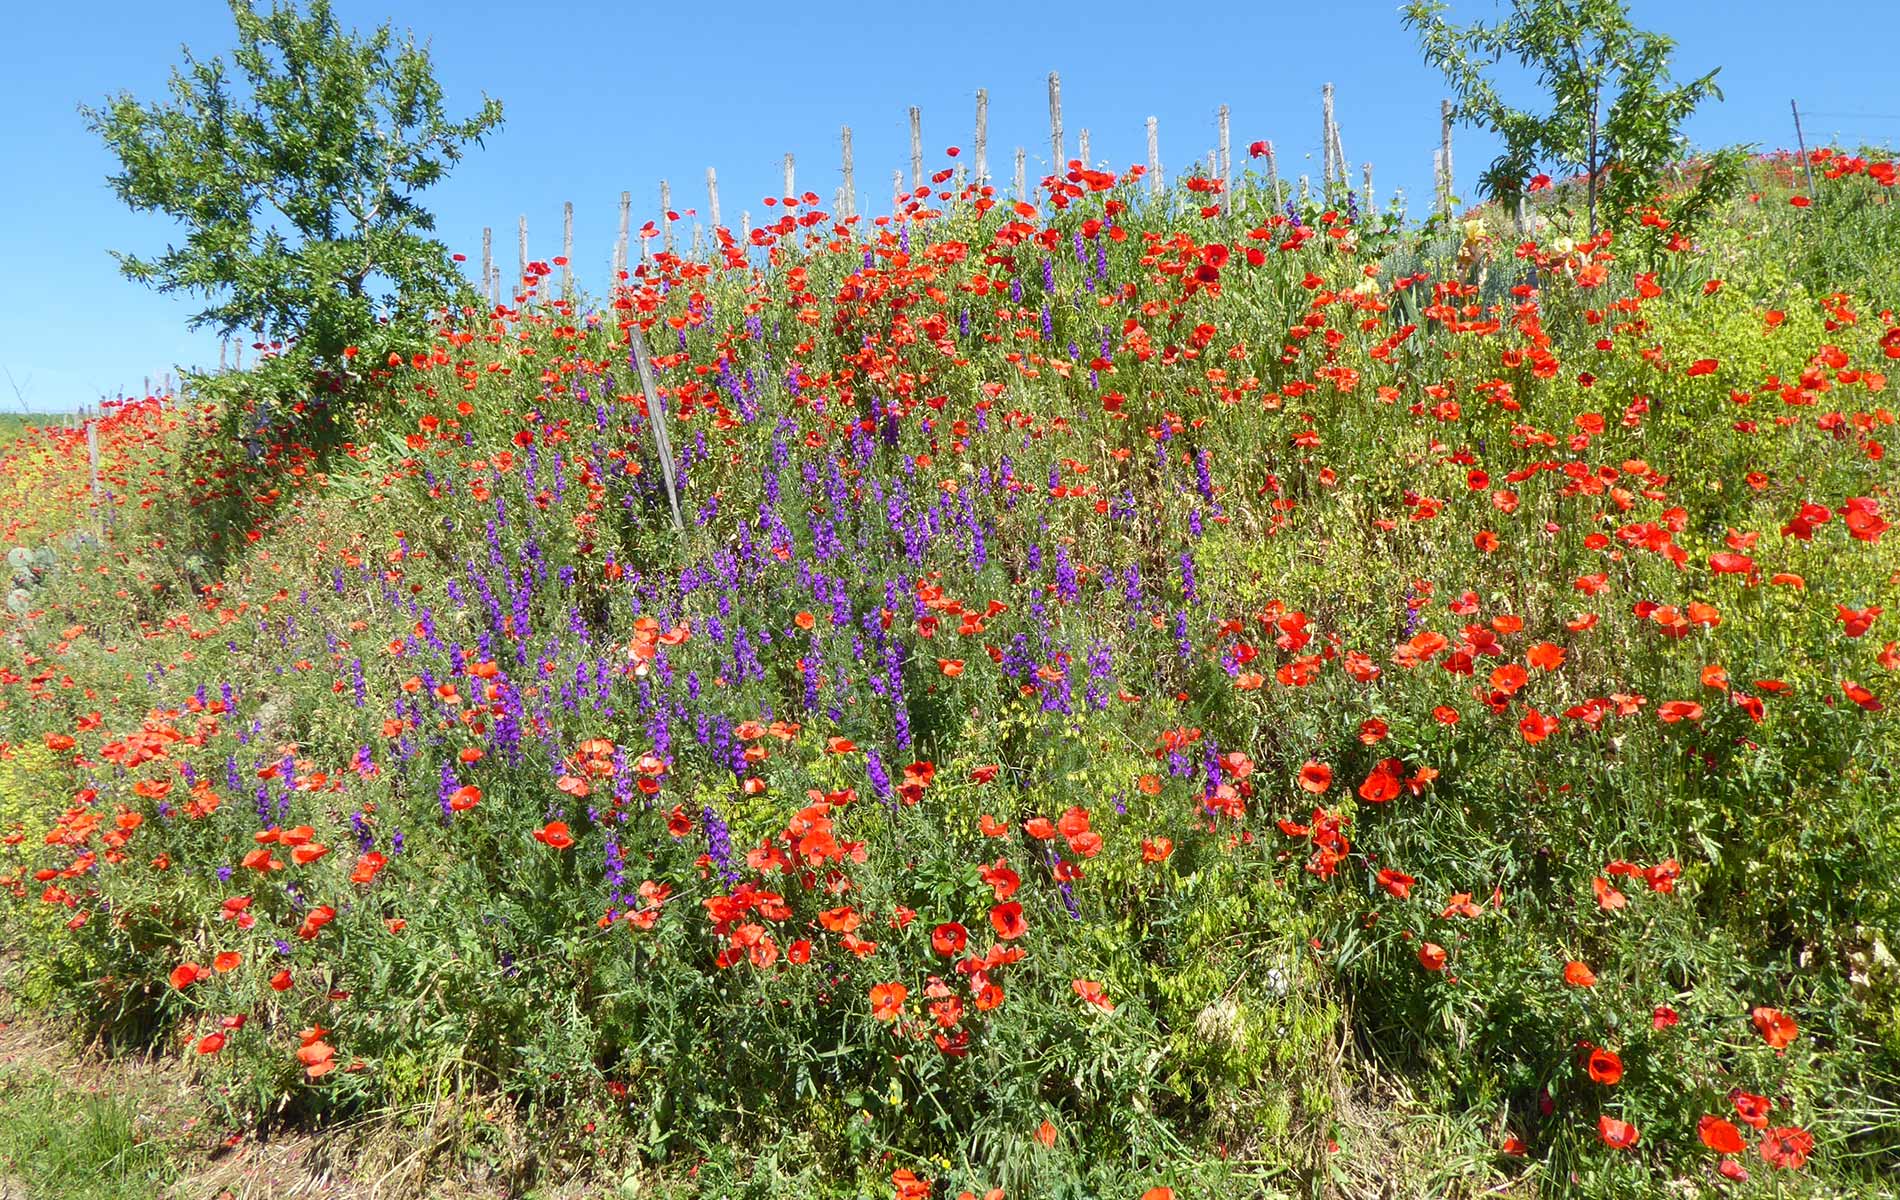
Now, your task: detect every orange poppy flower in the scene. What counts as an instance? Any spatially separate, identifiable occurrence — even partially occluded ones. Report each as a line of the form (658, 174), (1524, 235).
(869, 981), (907, 1022)
(1751, 1006), (1798, 1050)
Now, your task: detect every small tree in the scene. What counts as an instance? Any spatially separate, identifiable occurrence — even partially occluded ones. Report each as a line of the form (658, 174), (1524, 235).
(1403, 0), (1721, 236)
(83, 0), (502, 365)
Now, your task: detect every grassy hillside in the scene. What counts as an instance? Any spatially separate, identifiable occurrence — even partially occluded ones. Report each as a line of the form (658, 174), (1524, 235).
(0, 148), (1896, 1199)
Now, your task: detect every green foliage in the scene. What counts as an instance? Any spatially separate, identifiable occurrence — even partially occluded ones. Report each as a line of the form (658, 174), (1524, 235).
(1404, 0), (1725, 235)
(80, 0), (502, 364)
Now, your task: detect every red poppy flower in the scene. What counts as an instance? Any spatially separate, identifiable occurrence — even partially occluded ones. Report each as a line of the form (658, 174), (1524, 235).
(1585, 1046), (1623, 1085)
(931, 922), (967, 957)
(1751, 1006), (1798, 1049)
(1297, 761), (1333, 794)
(989, 901), (1027, 940)
(1698, 1115), (1746, 1155)
(1563, 960), (1597, 987)
(1597, 1115), (1639, 1149)
(1072, 979), (1115, 1012)
(1758, 1126), (1813, 1170)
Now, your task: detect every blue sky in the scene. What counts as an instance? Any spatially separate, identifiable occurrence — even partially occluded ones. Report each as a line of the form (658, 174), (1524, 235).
(3, 0), (1896, 412)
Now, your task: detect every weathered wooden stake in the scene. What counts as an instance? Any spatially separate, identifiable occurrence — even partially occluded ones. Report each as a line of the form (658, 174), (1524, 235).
(1047, 72), (1064, 166)
(1322, 83), (1336, 191)
(562, 201), (574, 298)
(1362, 162), (1374, 216)
(627, 323), (685, 533)
(482, 226), (494, 301)
(839, 128), (854, 219)
(1217, 104), (1231, 214)
(615, 193), (630, 279)
(1014, 147), (1026, 200)
(783, 153), (795, 199)
(707, 167), (722, 230)
(1791, 100), (1817, 195)
(660, 180), (674, 255)
(909, 106), (923, 191)
(517, 215), (527, 284)
(1078, 128), (1090, 166)
(974, 89), (989, 185)
(1264, 140), (1281, 206)
(1146, 116), (1161, 197)
(1440, 99), (1455, 216)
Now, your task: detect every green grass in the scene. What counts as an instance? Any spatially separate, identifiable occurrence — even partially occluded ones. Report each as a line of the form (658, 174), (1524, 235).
(0, 1063), (178, 1200)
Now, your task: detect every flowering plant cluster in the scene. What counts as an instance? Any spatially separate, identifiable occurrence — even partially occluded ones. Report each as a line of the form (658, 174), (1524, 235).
(1, 145), (1896, 1197)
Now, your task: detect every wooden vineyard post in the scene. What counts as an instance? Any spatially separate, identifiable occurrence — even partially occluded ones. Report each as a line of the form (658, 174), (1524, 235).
(783, 153), (795, 199)
(974, 89), (988, 186)
(1014, 147), (1026, 201)
(660, 180), (674, 256)
(517, 215), (527, 287)
(1791, 100), (1817, 195)
(1078, 128), (1090, 167)
(707, 167), (722, 231)
(87, 411), (110, 537)
(1265, 140), (1281, 208)
(615, 194), (630, 280)
(1322, 83), (1336, 191)
(1440, 99), (1455, 218)
(839, 128), (854, 219)
(1434, 150), (1446, 218)
(1218, 104), (1231, 217)
(1147, 116), (1161, 198)
(562, 201), (574, 300)
(1047, 72), (1063, 167)
(482, 226), (494, 303)
(627, 322), (686, 534)
(910, 106), (923, 191)
(1363, 162), (1374, 218)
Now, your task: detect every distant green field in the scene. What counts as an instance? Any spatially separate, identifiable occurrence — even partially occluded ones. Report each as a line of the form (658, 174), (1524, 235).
(0, 413), (74, 443)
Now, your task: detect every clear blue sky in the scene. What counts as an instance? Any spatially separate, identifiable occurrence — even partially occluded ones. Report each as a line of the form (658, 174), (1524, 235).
(3, 0), (1896, 412)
